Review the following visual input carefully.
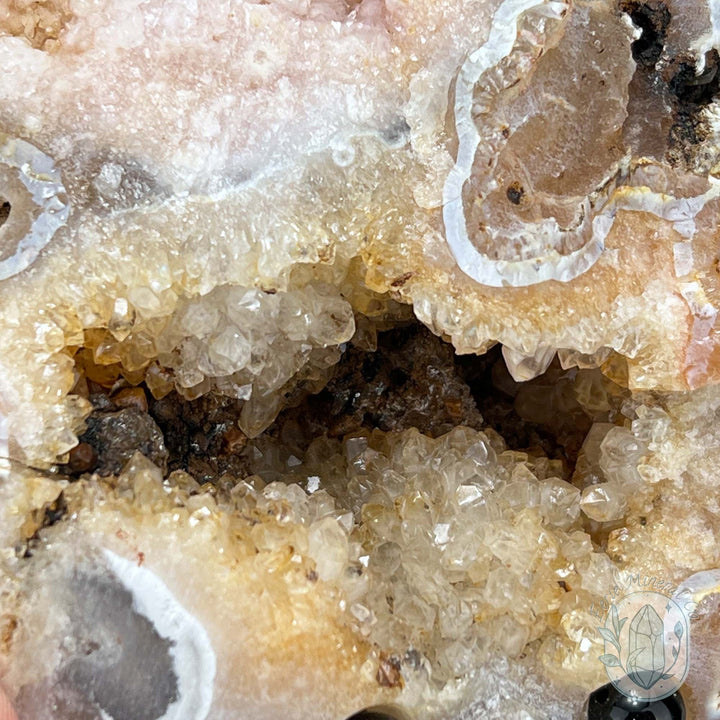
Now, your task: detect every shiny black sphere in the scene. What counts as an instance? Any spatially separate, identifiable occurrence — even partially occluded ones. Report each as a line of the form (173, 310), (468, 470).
(345, 707), (408, 720)
(587, 681), (685, 720)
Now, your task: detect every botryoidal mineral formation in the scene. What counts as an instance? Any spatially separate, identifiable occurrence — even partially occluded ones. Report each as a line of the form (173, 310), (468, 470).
(2, 0), (720, 718)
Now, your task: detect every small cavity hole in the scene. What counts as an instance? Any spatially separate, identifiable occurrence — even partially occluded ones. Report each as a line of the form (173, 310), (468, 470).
(620, 0), (671, 69)
(506, 181), (524, 205)
(0, 200), (11, 228)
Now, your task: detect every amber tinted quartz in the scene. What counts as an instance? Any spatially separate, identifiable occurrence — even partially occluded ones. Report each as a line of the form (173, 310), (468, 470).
(1, 0), (720, 718)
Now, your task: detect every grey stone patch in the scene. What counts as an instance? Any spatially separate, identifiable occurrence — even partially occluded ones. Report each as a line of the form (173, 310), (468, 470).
(58, 570), (179, 720)
(13, 547), (215, 720)
(80, 407), (168, 476)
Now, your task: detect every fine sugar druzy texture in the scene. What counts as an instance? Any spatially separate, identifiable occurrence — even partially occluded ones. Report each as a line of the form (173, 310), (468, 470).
(3, 0), (720, 719)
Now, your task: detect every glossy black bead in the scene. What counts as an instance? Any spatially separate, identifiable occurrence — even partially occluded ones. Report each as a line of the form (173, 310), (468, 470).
(587, 681), (685, 720)
(345, 707), (408, 720)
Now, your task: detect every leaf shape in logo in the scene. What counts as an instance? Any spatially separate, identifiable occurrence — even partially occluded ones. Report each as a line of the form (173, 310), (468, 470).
(598, 627), (621, 654)
(674, 621), (684, 640)
(599, 654), (621, 668)
(627, 603), (665, 690)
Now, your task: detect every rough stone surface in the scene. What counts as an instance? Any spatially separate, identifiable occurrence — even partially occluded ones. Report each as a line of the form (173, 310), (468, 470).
(80, 406), (168, 476)
(280, 323), (485, 441)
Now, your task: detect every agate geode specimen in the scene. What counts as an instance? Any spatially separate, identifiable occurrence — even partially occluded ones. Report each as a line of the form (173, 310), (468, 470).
(1, 0), (720, 718)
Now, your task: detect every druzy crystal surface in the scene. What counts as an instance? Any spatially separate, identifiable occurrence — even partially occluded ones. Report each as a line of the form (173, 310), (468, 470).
(2, 0), (720, 718)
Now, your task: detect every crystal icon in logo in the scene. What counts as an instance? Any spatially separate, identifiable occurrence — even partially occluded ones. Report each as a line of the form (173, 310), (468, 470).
(597, 591), (689, 701)
(627, 603), (667, 690)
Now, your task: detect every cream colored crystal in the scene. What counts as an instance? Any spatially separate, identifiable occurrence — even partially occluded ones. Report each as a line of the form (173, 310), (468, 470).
(2, 390), (719, 718)
(0, 426), (604, 719)
(580, 483), (627, 523)
(0, 0), (719, 463)
(2, 0), (720, 718)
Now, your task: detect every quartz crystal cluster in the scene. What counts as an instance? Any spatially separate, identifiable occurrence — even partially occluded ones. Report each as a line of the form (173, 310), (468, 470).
(2, 371), (720, 719)
(2, 0), (720, 718)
